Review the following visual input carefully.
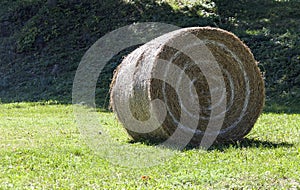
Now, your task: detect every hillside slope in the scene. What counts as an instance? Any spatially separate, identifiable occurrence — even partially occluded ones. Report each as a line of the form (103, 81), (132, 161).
(0, 0), (299, 112)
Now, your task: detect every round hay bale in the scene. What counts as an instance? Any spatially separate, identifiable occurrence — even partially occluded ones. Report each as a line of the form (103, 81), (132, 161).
(110, 27), (265, 148)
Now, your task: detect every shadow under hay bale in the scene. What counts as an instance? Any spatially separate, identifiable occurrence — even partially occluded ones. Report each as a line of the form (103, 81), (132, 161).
(110, 27), (265, 148)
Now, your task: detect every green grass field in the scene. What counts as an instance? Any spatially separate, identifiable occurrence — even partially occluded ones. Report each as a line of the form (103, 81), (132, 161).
(0, 0), (299, 189)
(1, 102), (299, 189)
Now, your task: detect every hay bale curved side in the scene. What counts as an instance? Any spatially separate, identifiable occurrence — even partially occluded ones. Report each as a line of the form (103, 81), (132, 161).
(110, 27), (265, 146)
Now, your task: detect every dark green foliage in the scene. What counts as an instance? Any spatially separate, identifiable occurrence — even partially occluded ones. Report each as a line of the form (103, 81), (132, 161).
(0, 0), (299, 112)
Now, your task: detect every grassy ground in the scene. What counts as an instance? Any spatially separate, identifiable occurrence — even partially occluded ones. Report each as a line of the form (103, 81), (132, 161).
(0, 102), (299, 189)
(0, 0), (299, 189)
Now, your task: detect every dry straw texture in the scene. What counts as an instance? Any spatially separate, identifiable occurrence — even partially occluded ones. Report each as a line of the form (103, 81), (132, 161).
(110, 27), (265, 147)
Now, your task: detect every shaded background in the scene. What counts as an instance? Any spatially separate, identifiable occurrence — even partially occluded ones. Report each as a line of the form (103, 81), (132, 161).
(0, 0), (299, 113)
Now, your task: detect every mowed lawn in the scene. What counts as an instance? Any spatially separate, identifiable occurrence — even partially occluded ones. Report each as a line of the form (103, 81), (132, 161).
(0, 102), (299, 189)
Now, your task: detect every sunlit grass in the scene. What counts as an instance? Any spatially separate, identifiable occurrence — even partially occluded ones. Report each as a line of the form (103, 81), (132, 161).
(0, 102), (299, 189)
